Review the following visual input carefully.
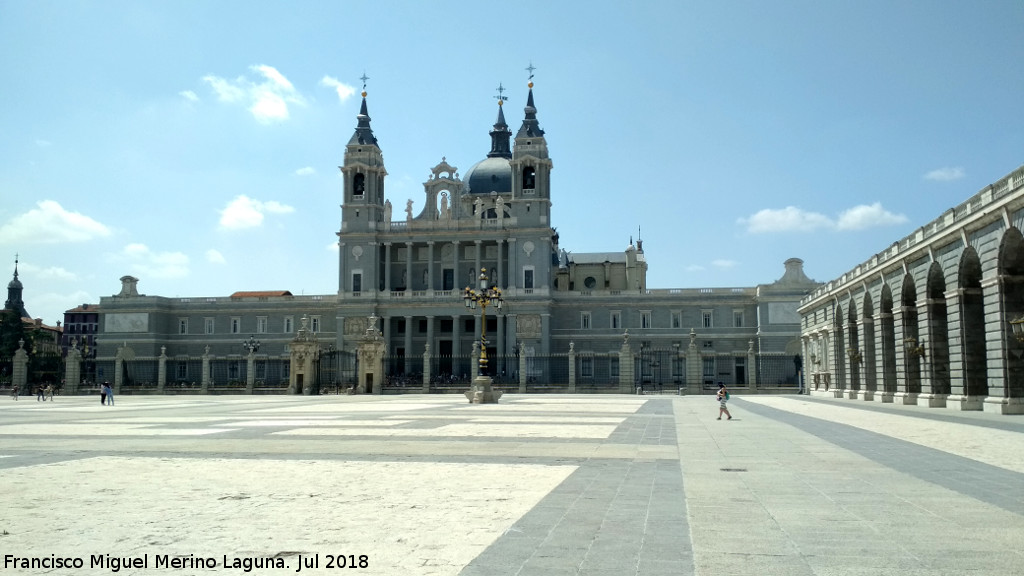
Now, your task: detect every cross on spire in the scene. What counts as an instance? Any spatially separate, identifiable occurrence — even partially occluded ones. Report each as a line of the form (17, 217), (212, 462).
(360, 72), (370, 90)
(494, 82), (508, 105)
(526, 62), (536, 80)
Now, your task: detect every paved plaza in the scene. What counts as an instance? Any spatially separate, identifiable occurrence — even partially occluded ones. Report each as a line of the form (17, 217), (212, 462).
(1, 392), (1023, 576)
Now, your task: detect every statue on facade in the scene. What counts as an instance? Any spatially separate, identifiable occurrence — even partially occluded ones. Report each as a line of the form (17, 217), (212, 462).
(405, 199), (414, 220)
(473, 197), (483, 216)
(440, 192), (450, 220)
(495, 195), (505, 219)
(383, 200), (392, 222)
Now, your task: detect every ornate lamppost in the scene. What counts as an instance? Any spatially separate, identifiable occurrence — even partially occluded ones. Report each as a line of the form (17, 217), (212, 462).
(242, 335), (260, 392)
(462, 268), (504, 403)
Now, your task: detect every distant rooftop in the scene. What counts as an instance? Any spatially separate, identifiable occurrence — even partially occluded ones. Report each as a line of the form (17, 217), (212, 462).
(230, 291), (294, 299)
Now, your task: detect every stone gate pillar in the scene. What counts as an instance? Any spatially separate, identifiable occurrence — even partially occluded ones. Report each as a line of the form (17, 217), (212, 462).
(686, 329), (702, 394)
(618, 331), (634, 393)
(12, 339), (28, 395)
(158, 346), (167, 394)
(747, 339), (757, 391)
(65, 339), (82, 395)
(356, 314), (386, 395)
(422, 344), (431, 393)
(114, 344), (134, 394)
(518, 342), (527, 393)
(201, 346), (211, 392)
(568, 342), (576, 393)
(289, 315), (320, 395)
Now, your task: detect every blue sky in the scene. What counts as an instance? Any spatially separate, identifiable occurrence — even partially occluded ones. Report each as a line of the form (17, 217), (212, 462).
(2, 1), (1023, 325)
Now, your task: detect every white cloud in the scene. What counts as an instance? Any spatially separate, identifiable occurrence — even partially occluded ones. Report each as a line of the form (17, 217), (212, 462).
(0, 200), (111, 244)
(179, 90), (199, 102)
(202, 65), (306, 123)
(836, 203), (908, 231)
(18, 262), (77, 282)
(219, 195), (295, 230)
(206, 249), (226, 264)
(685, 265), (705, 272)
(712, 259), (738, 269)
(295, 166), (316, 176)
(739, 206), (833, 233)
(740, 202), (908, 234)
(113, 243), (189, 279)
(320, 76), (357, 103)
(326, 241), (339, 253)
(924, 166), (965, 181)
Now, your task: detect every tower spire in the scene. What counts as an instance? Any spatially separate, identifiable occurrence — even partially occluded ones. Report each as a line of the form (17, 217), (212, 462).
(487, 83), (512, 159)
(5, 254), (29, 319)
(517, 65), (545, 138)
(348, 74), (378, 147)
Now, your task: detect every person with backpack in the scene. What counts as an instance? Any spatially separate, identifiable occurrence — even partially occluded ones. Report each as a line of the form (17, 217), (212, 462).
(716, 382), (732, 420)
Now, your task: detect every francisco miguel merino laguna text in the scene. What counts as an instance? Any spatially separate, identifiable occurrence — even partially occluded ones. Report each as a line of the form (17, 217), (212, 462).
(4, 553), (367, 572)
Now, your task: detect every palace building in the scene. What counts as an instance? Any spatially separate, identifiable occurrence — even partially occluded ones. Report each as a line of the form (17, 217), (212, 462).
(800, 164), (1024, 414)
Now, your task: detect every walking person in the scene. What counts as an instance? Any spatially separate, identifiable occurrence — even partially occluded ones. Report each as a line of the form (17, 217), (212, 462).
(716, 382), (732, 420)
(10, 386), (17, 401)
(100, 381), (108, 405)
(37, 386), (44, 401)
(103, 382), (114, 406)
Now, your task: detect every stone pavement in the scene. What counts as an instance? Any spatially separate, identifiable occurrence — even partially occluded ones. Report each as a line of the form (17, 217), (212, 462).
(1, 393), (1022, 576)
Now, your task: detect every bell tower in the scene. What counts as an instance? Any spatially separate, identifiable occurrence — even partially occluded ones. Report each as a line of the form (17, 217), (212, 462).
(511, 70), (553, 225)
(339, 78), (387, 234)
(338, 77), (387, 296)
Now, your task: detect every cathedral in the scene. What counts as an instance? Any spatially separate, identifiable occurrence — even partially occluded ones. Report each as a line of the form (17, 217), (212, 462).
(91, 79), (817, 394)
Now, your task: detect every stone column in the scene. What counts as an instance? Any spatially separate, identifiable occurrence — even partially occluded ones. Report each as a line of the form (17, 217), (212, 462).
(747, 339), (757, 391)
(541, 314), (551, 357)
(64, 339), (82, 395)
(496, 239), (505, 288)
(384, 242), (393, 291)
(114, 344), (134, 394)
(471, 341), (480, 379)
(12, 340), (28, 395)
(618, 332), (635, 393)
(982, 274), (1024, 414)
(872, 314), (893, 402)
(404, 315), (413, 374)
(508, 238), (518, 292)
(686, 329), (702, 395)
(518, 341), (527, 393)
(944, 289), (978, 410)
(427, 241), (435, 292)
(452, 314), (461, 359)
(405, 241), (413, 291)
(422, 344), (431, 392)
(892, 306), (917, 405)
(201, 346), (211, 393)
(158, 346), (167, 393)
(474, 240), (482, 285)
(452, 241), (460, 289)
(916, 299), (947, 408)
(496, 314), (506, 378)
(568, 342), (576, 393)
(245, 348), (257, 394)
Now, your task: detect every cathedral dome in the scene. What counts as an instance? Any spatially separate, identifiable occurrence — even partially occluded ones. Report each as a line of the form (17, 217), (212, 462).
(463, 156), (512, 195)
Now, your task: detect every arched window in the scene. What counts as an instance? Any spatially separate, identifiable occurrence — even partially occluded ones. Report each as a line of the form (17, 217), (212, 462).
(353, 173), (365, 197)
(522, 166), (536, 190)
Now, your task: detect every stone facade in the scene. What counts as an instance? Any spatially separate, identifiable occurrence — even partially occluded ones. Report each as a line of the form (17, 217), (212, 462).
(800, 165), (1024, 414)
(92, 81), (819, 392)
